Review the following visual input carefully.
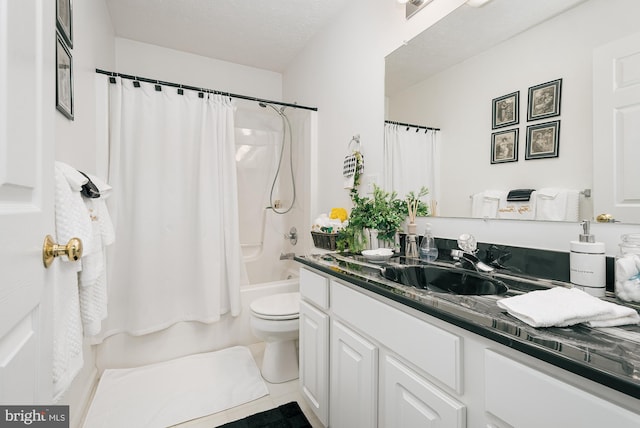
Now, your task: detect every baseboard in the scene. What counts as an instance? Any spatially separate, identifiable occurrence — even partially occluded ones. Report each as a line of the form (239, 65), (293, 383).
(69, 366), (99, 428)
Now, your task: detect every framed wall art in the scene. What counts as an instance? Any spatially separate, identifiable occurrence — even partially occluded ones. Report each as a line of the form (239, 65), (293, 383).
(56, 33), (74, 120)
(491, 128), (518, 164)
(525, 121), (560, 160)
(492, 91), (519, 129)
(56, 0), (73, 48)
(527, 78), (562, 121)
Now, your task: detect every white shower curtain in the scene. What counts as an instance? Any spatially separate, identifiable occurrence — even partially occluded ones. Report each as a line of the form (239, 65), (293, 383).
(384, 123), (440, 213)
(96, 76), (244, 341)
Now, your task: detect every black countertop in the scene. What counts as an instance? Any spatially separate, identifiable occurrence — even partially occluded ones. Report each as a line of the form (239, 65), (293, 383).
(295, 253), (640, 399)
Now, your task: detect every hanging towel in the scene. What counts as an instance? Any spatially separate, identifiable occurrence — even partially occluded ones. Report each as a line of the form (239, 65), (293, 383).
(497, 190), (536, 220)
(497, 287), (640, 328)
(535, 188), (580, 221)
(471, 190), (504, 218)
(343, 151), (364, 189)
(52, 162), (91, 401)
(78, 174), (115, 337)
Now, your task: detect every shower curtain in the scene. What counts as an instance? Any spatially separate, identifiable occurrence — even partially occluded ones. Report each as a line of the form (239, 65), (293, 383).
(96, 76), (244, 341)
(384, 123), (440, 213)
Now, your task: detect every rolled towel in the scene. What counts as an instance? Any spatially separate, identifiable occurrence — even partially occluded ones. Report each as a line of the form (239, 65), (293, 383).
(497, 287), (640, 328)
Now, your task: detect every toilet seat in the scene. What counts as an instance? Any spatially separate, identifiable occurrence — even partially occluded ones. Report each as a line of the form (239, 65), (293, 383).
(250, 292), (300, 320)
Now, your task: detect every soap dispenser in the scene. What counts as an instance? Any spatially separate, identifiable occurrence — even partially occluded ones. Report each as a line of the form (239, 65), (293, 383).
(419, 223), (438, 262)
(570, 220), (606, 297)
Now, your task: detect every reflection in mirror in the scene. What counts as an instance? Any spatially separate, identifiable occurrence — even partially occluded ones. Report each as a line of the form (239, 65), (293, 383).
(384, 0), (640, 224)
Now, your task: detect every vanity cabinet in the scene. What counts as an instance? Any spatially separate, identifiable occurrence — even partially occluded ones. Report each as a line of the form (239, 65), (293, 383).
(484, 350), (640, 428)
(299, 266), (465, 427)
(299, 263), (640, 428)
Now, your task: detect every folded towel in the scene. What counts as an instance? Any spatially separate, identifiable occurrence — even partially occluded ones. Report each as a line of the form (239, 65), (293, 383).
(497, 287), (640, 328)
(498, 191), (536, 220)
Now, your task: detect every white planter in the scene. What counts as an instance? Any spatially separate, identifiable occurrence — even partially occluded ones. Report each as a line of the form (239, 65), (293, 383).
(364, 229), (399, 251)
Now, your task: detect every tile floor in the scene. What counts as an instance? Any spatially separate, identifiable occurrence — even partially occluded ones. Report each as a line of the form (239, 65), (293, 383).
(170, 342), (325, 428)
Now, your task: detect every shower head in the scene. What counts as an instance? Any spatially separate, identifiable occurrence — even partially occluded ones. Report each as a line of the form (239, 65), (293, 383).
(259, 102), (268, 108)
(259, 101), (286, 116)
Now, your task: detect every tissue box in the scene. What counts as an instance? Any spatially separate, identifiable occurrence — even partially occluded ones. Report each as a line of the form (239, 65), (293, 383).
(311, 231), (338, 250)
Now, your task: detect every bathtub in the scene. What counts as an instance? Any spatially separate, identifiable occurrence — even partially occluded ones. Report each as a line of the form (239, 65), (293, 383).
(96, 272), (300, 371)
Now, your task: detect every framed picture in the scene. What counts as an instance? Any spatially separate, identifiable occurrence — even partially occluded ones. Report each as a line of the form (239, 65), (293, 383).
(527, 78), (562, 121)
(492, 91), (519, 129)
(525, 121), (560, 160)
(491, 128), (519, 164)
(56, 33), (74, 120)
(56, 0), (73, 48)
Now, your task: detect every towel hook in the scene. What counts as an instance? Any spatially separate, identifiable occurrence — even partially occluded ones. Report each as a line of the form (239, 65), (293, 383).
(348, 135), (361, 152)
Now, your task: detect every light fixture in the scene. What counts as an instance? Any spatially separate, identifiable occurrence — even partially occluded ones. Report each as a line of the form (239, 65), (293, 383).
(466, 0), (493, 7)
(401, 0), (432, 19)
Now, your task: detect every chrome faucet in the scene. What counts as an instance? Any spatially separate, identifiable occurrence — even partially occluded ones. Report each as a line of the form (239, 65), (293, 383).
(451, 233), (495, 273)
(451, 249), (495, 273)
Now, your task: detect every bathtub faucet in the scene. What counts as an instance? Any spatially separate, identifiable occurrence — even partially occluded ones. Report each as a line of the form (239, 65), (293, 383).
(280, 252), (295, 260)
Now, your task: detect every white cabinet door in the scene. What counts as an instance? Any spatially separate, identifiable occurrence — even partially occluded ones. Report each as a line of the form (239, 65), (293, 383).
(330, 320), (378, 428)
(299, 300), (329, 427)
(0, 0), (56, 404)
(381, 353), (466, 428)
(593, 31), (640, 222)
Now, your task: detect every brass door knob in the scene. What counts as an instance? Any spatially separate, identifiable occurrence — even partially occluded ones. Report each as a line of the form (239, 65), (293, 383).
(42, 235), (83, 268)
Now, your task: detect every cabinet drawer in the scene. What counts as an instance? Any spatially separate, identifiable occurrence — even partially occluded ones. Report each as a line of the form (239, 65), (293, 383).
(485, 350), (640, 428)
(300, 267), (329, 309)
(331, 281), (462, 393)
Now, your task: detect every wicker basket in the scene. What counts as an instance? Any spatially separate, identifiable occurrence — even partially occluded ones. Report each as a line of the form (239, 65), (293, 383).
(311, 231), (338, 250)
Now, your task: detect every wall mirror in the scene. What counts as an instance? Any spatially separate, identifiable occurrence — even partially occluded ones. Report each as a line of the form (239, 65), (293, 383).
(384, 0), (640, 224)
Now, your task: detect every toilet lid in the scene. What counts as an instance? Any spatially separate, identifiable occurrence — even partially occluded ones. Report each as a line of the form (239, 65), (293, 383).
(250, 292), (300, 319)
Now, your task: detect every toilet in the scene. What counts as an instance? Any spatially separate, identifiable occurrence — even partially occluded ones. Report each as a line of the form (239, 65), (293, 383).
(249, 292), (300, 383)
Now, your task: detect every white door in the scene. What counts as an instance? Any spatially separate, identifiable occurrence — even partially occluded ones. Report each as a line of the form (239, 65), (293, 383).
(593, 32), (640, 223)
(0, 0), (56, 403)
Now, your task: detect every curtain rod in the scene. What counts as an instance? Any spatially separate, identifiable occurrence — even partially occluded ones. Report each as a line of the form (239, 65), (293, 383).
(385, 120), (440, 132)
(95, 68), (318, 112)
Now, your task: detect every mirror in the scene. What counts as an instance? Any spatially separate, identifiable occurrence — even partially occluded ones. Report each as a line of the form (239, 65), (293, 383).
(385, 0), (640, 223)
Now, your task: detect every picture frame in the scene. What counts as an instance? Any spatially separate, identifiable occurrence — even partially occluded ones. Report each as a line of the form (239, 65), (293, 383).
(491, 128), (519, 164)
(56, 33), (74, 120)
(492, 91), (519, 129)
(525, 120), (560, 160)
(56, 0), (73, 48)
(527, 78), (562, 121)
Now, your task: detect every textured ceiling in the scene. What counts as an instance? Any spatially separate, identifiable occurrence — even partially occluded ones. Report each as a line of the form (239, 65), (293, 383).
(385, 0), (588, 96)
(105, 0), (348, 72)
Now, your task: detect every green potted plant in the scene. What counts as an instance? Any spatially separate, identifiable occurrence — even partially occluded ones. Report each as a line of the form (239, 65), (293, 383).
(337, 184), (429, 253)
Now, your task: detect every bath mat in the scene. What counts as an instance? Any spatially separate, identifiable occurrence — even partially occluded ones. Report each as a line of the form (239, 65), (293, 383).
(83, 346), (268, 428)
(218, 401), (311, 428)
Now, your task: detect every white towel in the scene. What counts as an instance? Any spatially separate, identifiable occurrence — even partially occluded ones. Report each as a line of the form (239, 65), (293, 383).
(535, 188), (580, 221)
(52, 162), (90, 401)
(497, 191), (536, 220)
(78, 174), (115, 337)
(497, 287), (640, 328)
(471, 190), (503, 218)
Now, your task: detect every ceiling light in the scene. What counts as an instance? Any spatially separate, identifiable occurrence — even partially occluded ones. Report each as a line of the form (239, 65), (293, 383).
(466, 0), (492, 7)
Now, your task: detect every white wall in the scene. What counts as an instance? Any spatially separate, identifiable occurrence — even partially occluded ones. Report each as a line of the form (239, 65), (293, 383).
(53, 0), (115, 425)
(114, 38), (283, 102)
(284, 0), (640, 257)
(388, 0), (640, 218)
